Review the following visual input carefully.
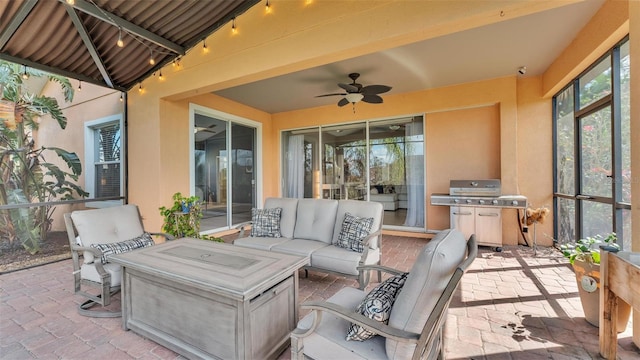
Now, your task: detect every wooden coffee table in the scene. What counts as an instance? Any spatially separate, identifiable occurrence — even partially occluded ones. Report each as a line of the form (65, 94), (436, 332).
(109, 238), (308, 360)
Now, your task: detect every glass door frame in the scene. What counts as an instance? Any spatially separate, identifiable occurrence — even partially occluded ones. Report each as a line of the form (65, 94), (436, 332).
(189, 104), (263, 233)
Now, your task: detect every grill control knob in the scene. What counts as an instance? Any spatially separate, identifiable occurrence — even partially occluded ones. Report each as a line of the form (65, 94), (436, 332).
(466, 199), (472, 204)
(479, 200), (485, 205)
(453, 199), (460, 204)
(492, 199), (499, 205)
(511, 200), (519, 206)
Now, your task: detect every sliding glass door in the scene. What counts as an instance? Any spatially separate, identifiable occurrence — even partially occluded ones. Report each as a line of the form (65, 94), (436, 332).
(282, 115), (425, 231)
(192, 107), (257, 233)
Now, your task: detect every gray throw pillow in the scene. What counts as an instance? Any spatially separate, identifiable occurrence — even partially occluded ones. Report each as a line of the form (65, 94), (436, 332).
(346, 272), (409, 341)
(90, 232), (155, 264)
(336, 212), (374, 253)
(250, 207), (282, 238)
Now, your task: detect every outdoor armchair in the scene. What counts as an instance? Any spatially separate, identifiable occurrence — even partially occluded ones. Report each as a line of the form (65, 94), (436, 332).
(290, 229), (477, 360)
(64, 204), (173, 317)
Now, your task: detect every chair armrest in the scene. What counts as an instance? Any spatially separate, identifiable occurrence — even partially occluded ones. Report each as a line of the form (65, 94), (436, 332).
(234, 221), (253, 238)
(150, 232), (175, 241)
(359, 228), (382, 248)
(296, 301), (420, 343)
(356, 264), (405, 276)
(71, 244), (102, 256)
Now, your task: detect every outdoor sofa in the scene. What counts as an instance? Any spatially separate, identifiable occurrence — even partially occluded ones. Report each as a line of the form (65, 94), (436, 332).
(233, 197), (384, 289)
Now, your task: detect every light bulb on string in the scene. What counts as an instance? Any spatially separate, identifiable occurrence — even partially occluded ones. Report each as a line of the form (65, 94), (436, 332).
(66, 0), (75, 5)
(138, 83), (143, 93)
(265, 0), (271, 13)
(202, 38), (209, 53)
(158, 70), (164, 80)
(116, 28), (124, 48)
(149, 50), (155, 65)
(22, 66), (29, 80)
(231, 17), (237, 34)
(119, 93), (124, 102)
(78, 80), (82, 91)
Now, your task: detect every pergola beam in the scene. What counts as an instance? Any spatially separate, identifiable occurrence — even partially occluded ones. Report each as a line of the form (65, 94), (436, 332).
(59, 0), (185, 55)
(65, 6), (113, 88)
(0, 0), (38, 49)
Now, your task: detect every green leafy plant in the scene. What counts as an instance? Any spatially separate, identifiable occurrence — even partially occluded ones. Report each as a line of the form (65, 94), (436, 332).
(159, 192), (222, 242)
(560, 233), (619, 265)
(0, 61), (88, 254)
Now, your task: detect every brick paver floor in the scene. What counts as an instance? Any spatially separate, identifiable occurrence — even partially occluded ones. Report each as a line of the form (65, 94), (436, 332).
(1, 235), (637, 359)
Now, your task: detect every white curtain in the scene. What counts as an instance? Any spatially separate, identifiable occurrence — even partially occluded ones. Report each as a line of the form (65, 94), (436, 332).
(404, 122), (425, 227)
(286, 135), (305, 198)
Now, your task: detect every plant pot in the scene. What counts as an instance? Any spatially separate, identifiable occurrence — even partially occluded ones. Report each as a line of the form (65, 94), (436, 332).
(572, 259), (631, 331)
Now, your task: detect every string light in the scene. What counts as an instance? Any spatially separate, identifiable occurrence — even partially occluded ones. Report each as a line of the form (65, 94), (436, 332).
(116, 27), (124, 48)
(22, 65), (29, 80)
(119, 93), (124, 102)
(66, 0), (75, 5)
(231, 17), (237, 34)
(265, 0), (271, 13)
(78, 80), (82, 91)
(149, 50), (155, 65)
(202, 38), (209, 53)
(138, 83), (143, 92)
(158, 70), (164, 80)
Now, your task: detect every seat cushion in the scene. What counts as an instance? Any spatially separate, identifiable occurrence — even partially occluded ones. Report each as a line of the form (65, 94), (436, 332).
(336, 213), (374, 253)
(386, 229), (467, 359)
(295, 287), (388, 360)
(271, 239), (328, 257)
(249, 207), (282, 238)
(347, 272), (408, 341)
(233, 236), (290, 251)
(311, 246), (380, 276)
(80, 262), (123, 287)
(293, 199), (338, 244)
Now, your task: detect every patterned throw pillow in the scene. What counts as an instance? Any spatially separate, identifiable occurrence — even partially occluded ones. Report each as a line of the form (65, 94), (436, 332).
(250, 207), (282, 238)
(346, 272), (409, 341)
(336, 213), (374, 253)
(90, 232), (155, 264)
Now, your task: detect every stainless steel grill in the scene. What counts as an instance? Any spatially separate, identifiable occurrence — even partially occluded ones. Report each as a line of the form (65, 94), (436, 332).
(430, 179), (527, 209)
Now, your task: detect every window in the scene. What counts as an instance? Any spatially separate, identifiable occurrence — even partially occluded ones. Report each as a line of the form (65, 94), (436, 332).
(84, 115), (124, 207)
(553, 37), (630, 250)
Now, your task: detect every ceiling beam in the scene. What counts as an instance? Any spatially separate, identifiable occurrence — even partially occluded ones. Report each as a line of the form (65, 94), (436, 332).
(59, 0), (185, 55)
(0, 0), (38, 49)
(0, 52), (127, 92)
(65, 6), (113, 88)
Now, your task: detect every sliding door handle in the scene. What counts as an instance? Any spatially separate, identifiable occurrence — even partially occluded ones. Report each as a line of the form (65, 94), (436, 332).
(575, 195), (593, 200)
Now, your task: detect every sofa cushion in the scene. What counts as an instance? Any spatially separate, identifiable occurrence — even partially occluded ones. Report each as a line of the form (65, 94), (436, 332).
(90, 232), (155, 264)
(271, 239), (329, 257)
(293, 199), (338, 244)
(71, 204), (145, 263)
(250, 207), (282, 238)
(311, 246), (380, 276)
(295, 287), (388, 360)
(80, 262), (123, 286)
(347, 272), (408, 341)
(386, 229), (467, 359)
(336, 213), (374, 253)
(264, 197), (298, 238)
(332, 200), (383, 249)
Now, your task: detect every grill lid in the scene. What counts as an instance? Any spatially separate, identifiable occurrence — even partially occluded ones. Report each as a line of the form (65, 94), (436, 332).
(449, 179), (501, 197)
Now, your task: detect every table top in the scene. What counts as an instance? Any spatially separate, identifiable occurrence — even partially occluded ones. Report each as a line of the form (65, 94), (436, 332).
(110, 238), (309, 299)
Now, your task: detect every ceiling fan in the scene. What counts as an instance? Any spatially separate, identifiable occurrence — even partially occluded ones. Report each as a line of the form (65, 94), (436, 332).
(316, 73), (392, 107)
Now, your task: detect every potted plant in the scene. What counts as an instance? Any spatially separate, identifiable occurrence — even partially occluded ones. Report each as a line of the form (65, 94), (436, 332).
(560, 233), (630, 330)
(159, 192), (222, 242)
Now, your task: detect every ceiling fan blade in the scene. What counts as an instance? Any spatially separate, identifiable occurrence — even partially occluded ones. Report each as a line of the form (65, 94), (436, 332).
(338, 83), (359, 92)
(361, 85), (392, 95)
(337, 98), (349, 107)
(316, 93), (347, 98)
(362, 94), (383, 104)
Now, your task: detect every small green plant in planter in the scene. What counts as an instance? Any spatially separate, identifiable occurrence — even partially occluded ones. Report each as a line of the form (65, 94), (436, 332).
(560, 232), (619, 265)
(159, 192), (223, 242)
(559, 232), (630, 329)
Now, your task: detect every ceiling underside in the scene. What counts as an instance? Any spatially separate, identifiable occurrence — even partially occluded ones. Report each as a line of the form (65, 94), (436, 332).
(0, 0), (259, 91)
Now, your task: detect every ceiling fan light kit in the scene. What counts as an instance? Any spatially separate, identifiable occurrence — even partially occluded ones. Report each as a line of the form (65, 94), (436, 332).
(345, 93), (364, 103)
